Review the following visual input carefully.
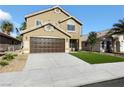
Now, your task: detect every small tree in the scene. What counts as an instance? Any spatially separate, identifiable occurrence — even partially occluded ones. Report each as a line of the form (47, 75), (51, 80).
(0, 21), (13, 35)
(15, 22), (26, 41)
(19, 22), (26, 31)
(87, 32), (97, 51)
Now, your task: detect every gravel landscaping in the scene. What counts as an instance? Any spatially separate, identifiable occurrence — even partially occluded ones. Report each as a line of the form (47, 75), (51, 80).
(0, 54), (28, 73)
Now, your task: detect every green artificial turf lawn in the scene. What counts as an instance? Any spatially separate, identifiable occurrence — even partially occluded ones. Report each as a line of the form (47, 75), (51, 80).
(70, 51), (124, 64)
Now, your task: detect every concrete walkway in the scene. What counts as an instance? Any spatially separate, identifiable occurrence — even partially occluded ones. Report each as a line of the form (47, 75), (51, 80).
(0, 53), (124, 86)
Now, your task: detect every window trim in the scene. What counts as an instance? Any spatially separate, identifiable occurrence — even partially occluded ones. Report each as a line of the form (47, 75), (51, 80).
(67, 24), (76, 32)
(67, 20), (76, 32)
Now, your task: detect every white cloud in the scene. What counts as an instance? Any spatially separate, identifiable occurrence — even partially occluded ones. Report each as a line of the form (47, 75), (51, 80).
(10, 32), (17, 38)
(0, 9), (21, 37)
(0, 9), (12, 21)
(13, 21), (21, 28)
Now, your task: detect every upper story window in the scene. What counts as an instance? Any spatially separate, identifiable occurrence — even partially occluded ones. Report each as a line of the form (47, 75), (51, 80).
(67, 20), (75, 32)
(67, 25), (75, 31)
(35, 20), (42, 27)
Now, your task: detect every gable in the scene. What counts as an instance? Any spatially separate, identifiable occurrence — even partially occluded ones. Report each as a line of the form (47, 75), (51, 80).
(26, 7), (70, 29)
(25, 7), (70, 22)
(25, 6), (70, 19)
(59, 17), (82, 25)
(23, 24), (70, 41)
(22, 23), (71, 38)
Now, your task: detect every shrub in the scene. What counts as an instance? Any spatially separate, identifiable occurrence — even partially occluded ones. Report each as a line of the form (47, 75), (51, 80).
(13, 54), (18, 57)
(0, 60), (9, 66)
(2, 53), (15, 61)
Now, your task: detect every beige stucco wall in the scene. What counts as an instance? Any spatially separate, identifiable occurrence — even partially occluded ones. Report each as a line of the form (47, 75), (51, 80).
(59, 19), (82, 50)
(24, 7), (82, 52)
(26, 9), (69, 29)
(60, 19), (81, 39)
(26, 8), (82, 39)
(22, 26), (70, 53)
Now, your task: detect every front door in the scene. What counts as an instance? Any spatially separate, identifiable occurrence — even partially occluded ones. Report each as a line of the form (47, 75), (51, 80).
(70, 39), (79, 51)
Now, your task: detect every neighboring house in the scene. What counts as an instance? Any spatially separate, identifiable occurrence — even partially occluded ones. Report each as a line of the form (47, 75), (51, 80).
(21, 6), (82, 53)
(81, 29), (124, 53)
(112, 33), (124, 53)
(81, 30), (113, 52)
(0, 31), (21, 52)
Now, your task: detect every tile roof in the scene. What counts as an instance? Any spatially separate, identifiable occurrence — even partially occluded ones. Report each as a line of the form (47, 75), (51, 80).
(81, 29), (110, 41)
(0, 31), (21, 41)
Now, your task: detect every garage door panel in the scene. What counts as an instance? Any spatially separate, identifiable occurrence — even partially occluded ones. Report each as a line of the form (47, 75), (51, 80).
(30, 37), (65, 53)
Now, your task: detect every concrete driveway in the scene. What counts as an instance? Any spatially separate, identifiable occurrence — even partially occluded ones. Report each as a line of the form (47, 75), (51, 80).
(24, 53), (90, 71)
(0, 53), (124, 86)
(22, 53), (92, 86)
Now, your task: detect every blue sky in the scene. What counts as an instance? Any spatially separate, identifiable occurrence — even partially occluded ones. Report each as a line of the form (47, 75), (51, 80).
(0, 5), (124, 37)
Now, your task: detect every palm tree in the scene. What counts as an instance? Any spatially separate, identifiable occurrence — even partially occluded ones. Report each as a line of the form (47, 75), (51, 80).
(19, 22), (26, 31)
(0, 21), (13, 35)
(15, 22), (26, 41)
(108, 18), (124, 35)
(87, 32), (97, 51)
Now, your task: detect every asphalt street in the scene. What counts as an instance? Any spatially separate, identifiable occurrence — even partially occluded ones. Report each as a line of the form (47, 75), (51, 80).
(81, 77), (124, 87)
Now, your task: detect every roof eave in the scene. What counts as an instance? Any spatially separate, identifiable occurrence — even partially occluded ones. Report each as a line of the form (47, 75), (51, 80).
(25, 6), (70, 19)
(21, 23), (71, 38)
(59, 17), (82, 25)
(0, 32), (21, 42)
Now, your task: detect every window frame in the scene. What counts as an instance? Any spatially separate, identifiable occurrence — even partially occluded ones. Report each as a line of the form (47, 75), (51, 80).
(67, 24), (75, 32)
(67, 20), (76, 32)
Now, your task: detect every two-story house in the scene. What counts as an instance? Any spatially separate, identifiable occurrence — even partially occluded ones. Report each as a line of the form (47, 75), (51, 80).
(21, 6), (82, 53)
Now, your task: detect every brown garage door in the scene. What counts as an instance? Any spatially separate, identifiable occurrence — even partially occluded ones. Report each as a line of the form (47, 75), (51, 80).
(30, 37), (65, 53)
